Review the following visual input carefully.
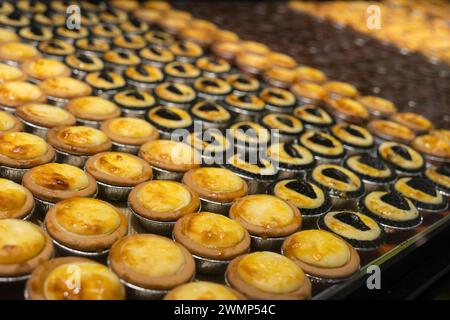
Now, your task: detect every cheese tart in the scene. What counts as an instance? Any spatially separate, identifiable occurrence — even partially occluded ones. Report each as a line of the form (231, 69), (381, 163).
(64, 52), (104, 79)
(120, 17), (149, 35)
(164, 281), (246, 300)
(85, 152), (152, 201)
(44, 197), (127, 257)
(66, 96), (121, 128)
(153, 82), (197, 109)
(425, 166), (450, 197)
(139, 46), (175, 68)
(290, 82), (327, 105)
(26, 257), (125, 300)
(229, 194), (301, 251)
(85, 69), (126, 96)
(103, 49), (141, 71)
(0, 178), (34, 220)
(390, 112), (433, 135)
(91, 24), (122, 42)
(109, 234), (195, 299)
(100, 8), (128, 25)
(0, 28), (18, 44)
(125, 64), (165, 89)
(266, 142), (315, 179)
(128, 180), (200, 235)
(224, 93), (265, 121)
(0, 81), (46, 112)
(16, 103), (76, 138)
(228, 121), (271, 150)
(21, 57), (70, 82)
(39, 77), (92, 107)
(169, 40), (203, 63)
(0, 62), (25, 83)
(377, 142), (425, 176)
(282, 230), (360, 282)
(112, 88), (156, 118)
(325, 98), (369, 125)
(18, 25), (53, 44)
(235, 52), (270, 76)
(184, 130), (230, 165)
(193, 76), (232, 101)
(38, 39), (75, 60)
(48, 126), (112, 167)
(144, 30), (175, 49)
(54, 25), (89, 43)
(145, 105), (193, 139)
(75, 37), (110, 57)
(263, 66), (297, 89)
(226, 251), (311, 300)
(0, 219), (53, 281)
(358, 191), (422, 231)
(139, 139), (201, 180)
(392, 176), (448, 212)
(368, 119), (416, 144)
(0, 132), (55, 182)
(295, 66), (327, 84)
(259, 87), (297, 113)
(0, 110), (23, 133)
(299, 130), (345, 163)
(260, 113), (304, 142)
(226, 73), (261, 95)
(173, 212), (251, 274)
(189, 100), (231, 129)
(357, 96), (397, 118)
(411, 134), (450, 166)
(324, 81), (359, 99)
(164, 61), (200, 84)
(0, 42), (39, 66)
(182, 167), (247, 214)
(318, 211), (385, 250)
(101, 117), (159, 154)
(196, 56), (231, 78)
(292, 104), (335, 130)
(330, 123), (374, 154)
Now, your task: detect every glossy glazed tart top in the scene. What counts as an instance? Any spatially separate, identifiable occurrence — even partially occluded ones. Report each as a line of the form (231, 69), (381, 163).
(311, 164), (364, 199)
(299, 130), (345, 159)
(39, 76), (92, 100)
(164, 281), (246, 300)
(16, 103), (76, 128)
(368, 119), (416, 144)
(0, 178), (34, 219)
(330, 123), (374, 149)
(0, 81), (46, 108)
(377, 142), (424, 174)
(101, 117), (159, 146)
(66, 96), (121, 121)
(292, 104), (334, 128)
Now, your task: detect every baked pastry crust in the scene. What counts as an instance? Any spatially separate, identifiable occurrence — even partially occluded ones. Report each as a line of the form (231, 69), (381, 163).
(368, 119), (416, 144)
(226, 252), (311, 300)
(109, 234), (195, 290)
(0, 42), (39, 64)
(39, 77), (92, 100)
(38, 39), (75, 57)
(85, 152), (152, 187)
(324, 81), (358, 98)
(65, 53), (104, 73)
(128, 180), (200, 221)
(139, 139), (201, 173)
(226, 73), (261, 94)
(295, 66), (327, 84)
(425, 166), (450, 195)
(0, 178), (34, 219)
(182, 167), (248, 203)
(21, 58), (71, 81)
(113, 88), (156, 110)
(357, 96), (396, 118)
(0, 81), (46, 108)
(17, 103), (76, 128)
(164, 281), (246, 300)
(154, 82), (197, 105)
(290, 82), (327, 102)
(345, 154), (396, 184)
(45, 197), (128, 251)
(26, 257), (125, 300)
(0, 219), (53, 277)
(411, 134), (450, 160)
(66, 96), (121, 121)
(325, 98), (369, 124)
(0, 132), (55, 168)
(125, 64), (165, 85)
(330, 123), (374, 149)
(101, 117), (159, 146)
(85, 70), (126, 92)
(194, 76), (232, 97)
(173, 211), (251, 260)
(259, 87), (297, 110)
(0, 63), (25, 83)
(139, 46), (175, 65)
(283, 230), (360, 279)
(196, 56), (230, 75)
(146, 105), (193, 133)
(229, 194), (302, 238)
(0, 110), (24, 133)
(390, 112), (433, 134)
(23, 163), (97, 202)
(47, 126), (112, 156)
(164, 61), (200, 80)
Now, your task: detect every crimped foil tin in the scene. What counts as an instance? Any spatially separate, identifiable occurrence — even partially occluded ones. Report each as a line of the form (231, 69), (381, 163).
(328, 196), (360, 211)
(361, 178), (390, 193)
(111, 141), (141, 155)
(0, 105), (17, 113)
(75, 118), (101, 129)
(0, 165), (28, 183)
(46, 96), (69, 108)
(151, 166), (184, 181)
(192, 254), (230, 275)
(250, 235), (286, 252)
(55, 149), (90, 168)
(121, 278), (170, 300)
(129, 206), (176, 236)
(199, 198), (232, 215)
(33, 197), (55, 219)
(51, 238), (110, 262)
(119, 107), (148, 119)
(276, 168), (308, 180)
(96, 181), (133, 202)
(19, 119), (49, 138)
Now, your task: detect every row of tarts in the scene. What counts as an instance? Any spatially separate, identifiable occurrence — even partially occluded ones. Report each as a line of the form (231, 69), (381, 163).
(0, 0), (449, 300)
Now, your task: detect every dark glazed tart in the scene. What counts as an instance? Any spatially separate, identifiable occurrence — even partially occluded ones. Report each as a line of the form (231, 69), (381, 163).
(299, 130), (345, 161)
(113, 34), (146, 51)
(153, 82), (197, 108)
(377, 142), (425, 175)
(113, 88), (156, 112)
(358, 191), (422, 229)
(75, 37), (110, 56)
(193, 76), (232, 100)
(163, 61), (200, 83)
(120, 17), (149, 35)
(0, 10), (30, 29)
(139, 46), (175, 67)
(224, 152), (278, 182)
(85, 69), (126, 95)
(344, 154), (396, 185)
(144, 30), (175, 48)
(224, 93), (265, 118)
(424, 166), (450, 196)
(18, 25), (53, 43)
(226, 73), (261, 95)
(228, 121), (271, 149)
(33, 12), (66, 28)
(330, 123), (374, 152)
(38, 39), (75, 60)
(103, 49), (141, 69)
(318, 211), (385, 250)
(91, 24), (122, 41)
(292, 105), (335, 129)
(392, 177), (448, 212)
(55, 25), (89, 43)
(270, 179), (332, 217)
(325, 97), (369, 125)
(195, 56), (231, 77)
(169, 40), (203, 62)
(266, 142), (316, 172)
(368, 119), (416, 144)
(146, 105), (193, 136)
(125, 64), (165, 88)
(189, 100), (231, 128)
(65, 52), (104, 77)
(259, 87), (297, 113)
(260, 113), (304, 139)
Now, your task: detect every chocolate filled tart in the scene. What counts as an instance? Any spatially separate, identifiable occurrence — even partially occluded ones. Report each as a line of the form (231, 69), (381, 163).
(193, 76), (232, 100)
(292, 104), (335, 130)
(153, 82), (197, 108)
(226, 73), (261, 95)
(377, 142), (425, 176)
(259, 87), (297, 113)
(145, 105), (193, 137)
(189, 100), (231, 129)
(424, 166), (450, 197)
(266, 142), (316, 173)
(344, 154), (396, 185)
(260, 113), (304, 140)
(330, 123), (374, 152)
(299, 130), (345, 161)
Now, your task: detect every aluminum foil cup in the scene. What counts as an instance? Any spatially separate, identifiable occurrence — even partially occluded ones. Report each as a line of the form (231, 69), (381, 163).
(76, 118), (101, 129)
(329, 196), (360, 211)
(151, 166), (184, 181)
(0, 105), (17, 113)
(250, 235), (286, 252)
(111, 141), (141, 155)
(120, 108), (147, 119)
(96, 181), (132, 202)
(244, 178), (273, 195)
(314, 155), (344, 166)
(121, 279), (169, 300)
(0, 275), (30, 300)
(192, 254), (230, 275)
(343, 145), (374, 157)
(199, 198), (232, 215)
(20, 119), (49, 138)
(0, 165), (28, 183)
(33, 197), (55, 220)
(276, 168), (308, 180)
(129, 206), (176, 236)
(55, 149), (90, 168)
(46, 96), (69, 107)
(362, 179), (390, 193)
(51, 238), (109, 262)
(227, 109), (257, 122)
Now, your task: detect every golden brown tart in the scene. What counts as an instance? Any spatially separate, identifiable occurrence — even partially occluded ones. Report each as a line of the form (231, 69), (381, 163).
(109, 234), (195, 294)
(259, 87), (297, 112)
(0, 81), (46, 111)
(189, 100), (231, 128)
(153, 82), (197, 108)
(103, 50), (141, 70)
(45, 197), (127, 253)
(226, 73), (261, 95)
(357, 96), (397, 118)
(330, 123), (374, 152)
(39, 77), (92, 106)
(65, 52), (104, 78)
(182, 167), (248, 204)
(377, 142), (425, 175)
(112, 88), (156, 116)
(75, 37), (110, 57)
(283, 230), (360, 282)
(235, 52), (270, 76)
(299, 130), (345, 161)
(224, 93), (265, 118)
(293, 104), (335, 129)
(324, 81), (359, 99)
(66, 96), (121, 124)
(229, 121), (270, 149)
(169, 40), (203, 62)
(260, 113), (304, 140)
(390, 112), (433, 135)
(0, 132), (55, 169)
(55, 25), (90, 43)
(47, 125), (112, 156)
(368, 119), (416, 144)
(22, 163), (97, 203)
(195, 56), (231, 77)
(164, 61), (201, 83)
(0, 178), (34, 219)
(0, 219), (53, 279)
(26, 257), (125, 300)
(425, 166), (450, 197)
(318, 211), (385, 250)
(21, 57), (70, 82)
(99, 7), (128, 24)
(230, 194), (301, 238)
(0, 110), (23, 133)
(139, 46), (175, 67)
(125, 64), (165, 88)
(344, 154), (396, 186)
(91, 24), (122, 41)
(266, 142), (315, 174)
(325, 98), (369, 124)
(358, 191), (422, 230)
(0, 62), (25, 83)
(120, 17), (149, 35)
(267, 52), (297, 69)
(392, 176), (448, 212)
(164, 281), (246, 300)
(263, 66), (297, 88)
(411, 134), (450, 164)
(32, 12), (66, 28)
(146, 105), (193, 137)
(0, 10), (30, 30)
(214, 29), (240, 43)
(85, 69), (127, 95)
(184, 131), (230, 164)
(144, 30), (175, 48)
(226, 251), (311, 300)
(193, 76), (232, 100)
(240, 41), (269, 55)
(179, 27), (214, 48)
(290, 82), (327, 104)
(38, 39), (76, 60)
(16, 103), (76, 131)
(18, 25), (53, 43)
(101, 117), (159, 149)
(212, 41), (241, 62)
(224, 152), (278, 184)
(295, 66), (327, 84)
(16, 0), (47, 14)
(0, 28), (18, 43)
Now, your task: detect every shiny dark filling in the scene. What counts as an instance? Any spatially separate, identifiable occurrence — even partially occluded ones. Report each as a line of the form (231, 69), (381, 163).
(322, 168), (350, 183)
(406, 177), (437, 197)
(343, 125), (365, 138)
(155, 108), (182, 121)
(309, 133), (335, 148)
(136, 64), (150, 76)
(283, 143), (303, 159)
(102, 25), (113, 32)
(358, 155), (385, 170)
(285, 180), (317, 199)
(304, 107), (322, 117)
(334, 212), (370, 231)
(129, 17), (141, 28)
(198, 102), (219, 112)
(125, 90), (145, 101)
(178, 42), (188, 52)
(29, 24), (44, 36)
(8, 10), (22, 21)
(275, 116), (294, 128)
(152, 32), (169, 41)
(77, 53), (94, 64)
(172, 64), (186, 73)
(436, 166), (450, 177)
(237, 94), (252, 103)
(98, 70), (114, 82)
(236, 76), (251, 85)
(391, 145), (412, 161)
(123, 35), (133, 43)
(380, 192), (410, 210)
(206, 57), (221, 66)
(267, 90), (285, 100)
(166, 84), (183, 96)
(237, 124), (257, 138)
(118, 51), (130, 59)
(200, 79), (220, 88)
(47, 41), (64, 50)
